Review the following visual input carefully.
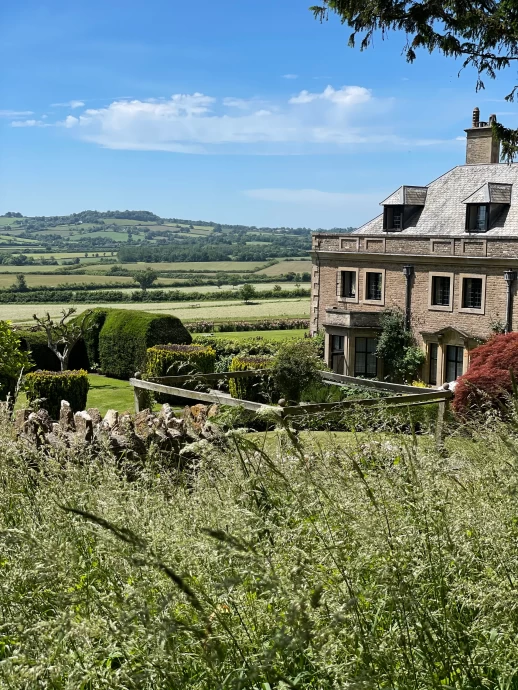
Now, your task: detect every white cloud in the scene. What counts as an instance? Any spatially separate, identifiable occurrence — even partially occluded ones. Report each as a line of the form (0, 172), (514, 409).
(223, 97), (251, 109)
(14, 86), (450, 154)
(282, 74), (298, 79)
(52, 100), (85, 108)
(11, 119), (49, 128)
(244, 188), (381, 207)
(289, 85), (371, 106)
(0, 110), (33, 118)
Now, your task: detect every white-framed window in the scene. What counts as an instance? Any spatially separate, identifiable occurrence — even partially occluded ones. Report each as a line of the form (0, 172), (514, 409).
(428, 272), (454, 312)
(336, 267), (359, 303)
(459, 274), (486, 313)
(363, 269), (385, 305)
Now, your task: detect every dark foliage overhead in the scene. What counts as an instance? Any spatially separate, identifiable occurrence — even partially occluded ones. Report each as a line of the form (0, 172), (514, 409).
(311, 0), (518, 161)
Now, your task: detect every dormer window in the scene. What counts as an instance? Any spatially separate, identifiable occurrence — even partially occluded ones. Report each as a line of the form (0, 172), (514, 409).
(463, 183), (512, 233)
(380, 186), (427, 232)
(383, 205), (403, 231)
(466, 204), (489, 232)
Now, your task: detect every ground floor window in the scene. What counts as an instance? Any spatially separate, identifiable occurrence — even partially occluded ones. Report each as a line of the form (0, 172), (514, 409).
(331, 335), (345, 374)
(429, 343), (438, 385)
(354, 337), (378, 378)
(445, 345), (463, 382)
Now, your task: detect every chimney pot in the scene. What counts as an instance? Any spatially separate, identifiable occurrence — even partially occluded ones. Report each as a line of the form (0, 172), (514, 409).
(472, 107), (480, 128)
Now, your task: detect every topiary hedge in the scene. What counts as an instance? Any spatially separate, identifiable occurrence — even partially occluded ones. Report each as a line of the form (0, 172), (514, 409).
(228, 355), (273, 401)
(17, 331), (61, 371)
(98, 309), (191, 379)
(25, 369), (89, 419)
(145, 344), (216, 378)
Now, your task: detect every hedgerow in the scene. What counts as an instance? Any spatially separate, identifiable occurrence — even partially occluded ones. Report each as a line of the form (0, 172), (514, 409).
(24, 369), (89, 418)
(187, 318), (310, 333)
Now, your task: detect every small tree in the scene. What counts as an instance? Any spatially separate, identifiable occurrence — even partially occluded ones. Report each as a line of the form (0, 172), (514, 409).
(133, 268), (158, 291)
(375, 308), (425, 383)
(240, 284), (257, 303)
(270, 340), (323, 403)
(12, 273), (28, 292)
(273, 284), (282, 293)
(32, 308), (94, 371)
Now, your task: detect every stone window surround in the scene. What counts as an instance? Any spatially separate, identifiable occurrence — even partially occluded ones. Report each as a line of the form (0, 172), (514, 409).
(428, 271), (455, 312)
(336, 266), (359, 304)
(363, 268), (386, 306)
(459, 273), (487, 314)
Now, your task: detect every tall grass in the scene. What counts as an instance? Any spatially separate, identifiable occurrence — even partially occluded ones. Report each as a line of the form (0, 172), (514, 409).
(1, 407), (518, 688)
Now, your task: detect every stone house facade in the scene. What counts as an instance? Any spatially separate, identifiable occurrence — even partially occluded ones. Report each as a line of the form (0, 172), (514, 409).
(311, 108), (518, 385)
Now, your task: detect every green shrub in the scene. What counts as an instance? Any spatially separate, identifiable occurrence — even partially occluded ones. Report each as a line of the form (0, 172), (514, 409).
(145, 344), (216, 378)
(229, 355), (273, 400)
(17, 330), (61, 371)
(270, 340), (324, 404)
(0, 322), (32, 402)
(25, 369), (89, 418)
(98, 309), (191, 379)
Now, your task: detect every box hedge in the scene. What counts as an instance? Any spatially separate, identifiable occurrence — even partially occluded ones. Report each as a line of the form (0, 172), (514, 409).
(98, 309), (191, 379)
(25, 369), (89, 419)
(145, 344), (216, 378)
(228, 355), (273, 401)
(17, 331), (61, 371)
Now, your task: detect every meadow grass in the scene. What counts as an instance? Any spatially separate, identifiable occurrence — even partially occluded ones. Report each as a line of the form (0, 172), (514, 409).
(1, 407), (518, 688)
(3, 297), (310, 324)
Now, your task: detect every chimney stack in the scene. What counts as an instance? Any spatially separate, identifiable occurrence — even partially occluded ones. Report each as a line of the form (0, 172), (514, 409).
(465, 107), (500, 165)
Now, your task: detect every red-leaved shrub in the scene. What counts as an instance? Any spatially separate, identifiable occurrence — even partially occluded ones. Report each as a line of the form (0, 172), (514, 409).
(453, 332), (518, 416)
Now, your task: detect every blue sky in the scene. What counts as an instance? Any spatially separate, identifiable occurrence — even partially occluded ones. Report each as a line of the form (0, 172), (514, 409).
(1, 0), (518, 229)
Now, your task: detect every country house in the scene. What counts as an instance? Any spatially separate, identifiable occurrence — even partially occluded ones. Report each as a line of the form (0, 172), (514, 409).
(311, 108), (518, 385)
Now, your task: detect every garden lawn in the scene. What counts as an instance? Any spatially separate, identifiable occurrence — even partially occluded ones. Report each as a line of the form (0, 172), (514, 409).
(86, 374), (135, 415)
(212, 329), (306, 341)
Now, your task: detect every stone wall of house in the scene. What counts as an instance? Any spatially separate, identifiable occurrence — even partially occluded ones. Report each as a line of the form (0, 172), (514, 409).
(314, 256), (511, 343)
(312, 234), (518, 258)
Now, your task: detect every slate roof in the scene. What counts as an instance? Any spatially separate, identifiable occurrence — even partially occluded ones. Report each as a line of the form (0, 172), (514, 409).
(354, 164), (518, 237)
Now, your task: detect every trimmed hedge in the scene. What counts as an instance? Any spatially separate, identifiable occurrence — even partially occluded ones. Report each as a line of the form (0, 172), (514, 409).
(17, 331), (60, 371)
(98, 309), (191, 379)
(228, 355), (273, 401)
(25, 369), (89, 419)
(145, 344), (216, 378)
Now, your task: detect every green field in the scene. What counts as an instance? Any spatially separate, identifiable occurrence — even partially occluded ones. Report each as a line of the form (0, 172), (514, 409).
(0, 274), (135, 288)
(1, 297), (310, 324)
(257, 260), (312, 276)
